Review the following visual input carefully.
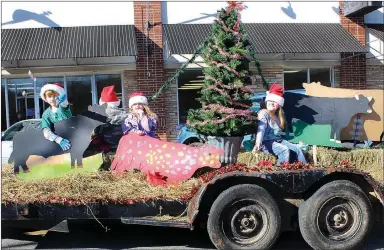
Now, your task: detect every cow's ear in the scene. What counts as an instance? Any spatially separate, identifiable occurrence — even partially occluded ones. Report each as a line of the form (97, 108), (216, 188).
(367, 96), (373, 102)
(354, 94), (359, 100)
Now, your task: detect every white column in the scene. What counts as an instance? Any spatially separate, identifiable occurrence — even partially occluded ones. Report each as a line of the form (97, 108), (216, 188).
(64, 75), (67, 93)
(120, 72), (125, 109)
(34, 78), (40, 118)
(176, 77), (180, 125)
(331, 67), (335, 88)
(91, 74), (97, 105)
(15, 83), (18, 112)
(24, 95), (28, 117)
(4, 78), (10, 128)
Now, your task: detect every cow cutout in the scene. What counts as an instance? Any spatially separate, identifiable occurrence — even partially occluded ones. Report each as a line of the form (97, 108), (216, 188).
(10, 104), (108, 174)
(283, 92), (372, 143)
(304, 82), (383, 141)
(110, 133), (224, 185)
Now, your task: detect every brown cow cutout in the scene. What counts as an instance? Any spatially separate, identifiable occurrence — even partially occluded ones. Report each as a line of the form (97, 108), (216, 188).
(304, 82), (384, 141)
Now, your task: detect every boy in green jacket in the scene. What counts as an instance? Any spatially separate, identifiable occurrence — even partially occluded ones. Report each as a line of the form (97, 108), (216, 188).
(40, 83), (72, 151)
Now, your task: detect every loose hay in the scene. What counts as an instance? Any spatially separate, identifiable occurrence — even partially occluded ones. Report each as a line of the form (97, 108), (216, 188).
(1, 164), (201, 204)
(148, 215), (188, 222)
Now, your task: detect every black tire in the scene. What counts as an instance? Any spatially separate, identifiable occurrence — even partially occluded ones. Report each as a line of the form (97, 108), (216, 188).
(299, 180), (373, 250)
(207, 184), (281, 250)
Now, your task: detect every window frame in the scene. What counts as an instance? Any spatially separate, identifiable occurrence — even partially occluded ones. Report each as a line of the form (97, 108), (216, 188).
(283, 67), (335, 90)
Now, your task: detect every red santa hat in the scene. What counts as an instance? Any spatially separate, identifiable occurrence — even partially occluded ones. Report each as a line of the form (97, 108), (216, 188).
(129, 92), (148, 108)
(40, 83), (65, 102)
(99, 85), (121, 107)
(265, 83), (284, 107)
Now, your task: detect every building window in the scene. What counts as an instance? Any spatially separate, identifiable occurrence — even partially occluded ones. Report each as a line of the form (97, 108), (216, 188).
(284, 68), (332, 90)
(284, 68), (307, 90)
(95, 74), (122, 107)
(310, 68), (332, 87)
(66, 76), (92, 116)
(177, 70), (204, 124)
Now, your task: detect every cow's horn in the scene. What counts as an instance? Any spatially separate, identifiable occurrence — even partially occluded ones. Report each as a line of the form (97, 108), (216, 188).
(354, 94), (359, 100)
(367, 109), (372, 113)
(367, 96), (373, 102)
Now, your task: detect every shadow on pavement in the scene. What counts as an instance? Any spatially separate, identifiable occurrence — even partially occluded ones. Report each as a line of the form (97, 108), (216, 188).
(2, 220), (384, 250)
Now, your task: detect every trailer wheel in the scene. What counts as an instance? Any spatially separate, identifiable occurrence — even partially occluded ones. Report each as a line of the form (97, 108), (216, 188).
(299, 180), (373, 250)
(207, 184), (281, 250)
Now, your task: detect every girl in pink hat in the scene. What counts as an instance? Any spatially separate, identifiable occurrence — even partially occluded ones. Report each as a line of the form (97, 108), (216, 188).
(122, 92), (158, 138)
(253, 83), (307, 166)
(40, 83), (72, 151)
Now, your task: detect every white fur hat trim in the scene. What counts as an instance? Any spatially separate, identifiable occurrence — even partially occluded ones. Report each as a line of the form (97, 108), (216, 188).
(265, 93), (284, 107)
(129, 95), (148, 108)
(40, 84), (65, 102)
(99, 98), (121, 107)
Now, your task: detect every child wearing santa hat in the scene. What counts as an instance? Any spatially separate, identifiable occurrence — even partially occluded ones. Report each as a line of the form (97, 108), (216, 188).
(253, 83), (307, 166)
(122, 92), (158, 138)
(40, 83), (72, 151)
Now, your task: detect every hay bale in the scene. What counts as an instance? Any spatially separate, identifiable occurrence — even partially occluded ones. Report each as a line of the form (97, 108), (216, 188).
(237, 147), (384, 182)
(308, 147), (383, 182)
(237, 151), (276, 166)
(307, 147), (383, 166)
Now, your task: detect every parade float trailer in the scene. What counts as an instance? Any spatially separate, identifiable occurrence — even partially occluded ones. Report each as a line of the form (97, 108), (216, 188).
(2, 146), (384, 250)
(3, 2), (384, 249)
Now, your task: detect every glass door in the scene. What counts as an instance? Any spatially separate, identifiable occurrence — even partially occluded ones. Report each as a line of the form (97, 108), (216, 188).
(7, 78), (34, 125)
(16, 92), (36, 119)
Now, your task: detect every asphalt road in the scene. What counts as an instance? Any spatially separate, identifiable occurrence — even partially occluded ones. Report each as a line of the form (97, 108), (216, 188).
(2, 221), (384, 250)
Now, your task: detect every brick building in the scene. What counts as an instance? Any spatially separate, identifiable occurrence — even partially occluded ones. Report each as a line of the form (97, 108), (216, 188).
(1, 1), (383, 142)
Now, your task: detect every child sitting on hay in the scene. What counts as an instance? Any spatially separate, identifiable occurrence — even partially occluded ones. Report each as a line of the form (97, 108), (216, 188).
(253, 83), (307, 166)
(122, 92), (159, 138)
(40, 83), (72, 152)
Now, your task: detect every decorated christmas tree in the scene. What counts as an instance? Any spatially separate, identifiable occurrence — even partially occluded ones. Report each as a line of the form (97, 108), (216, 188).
(187, 2), (257, 137)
